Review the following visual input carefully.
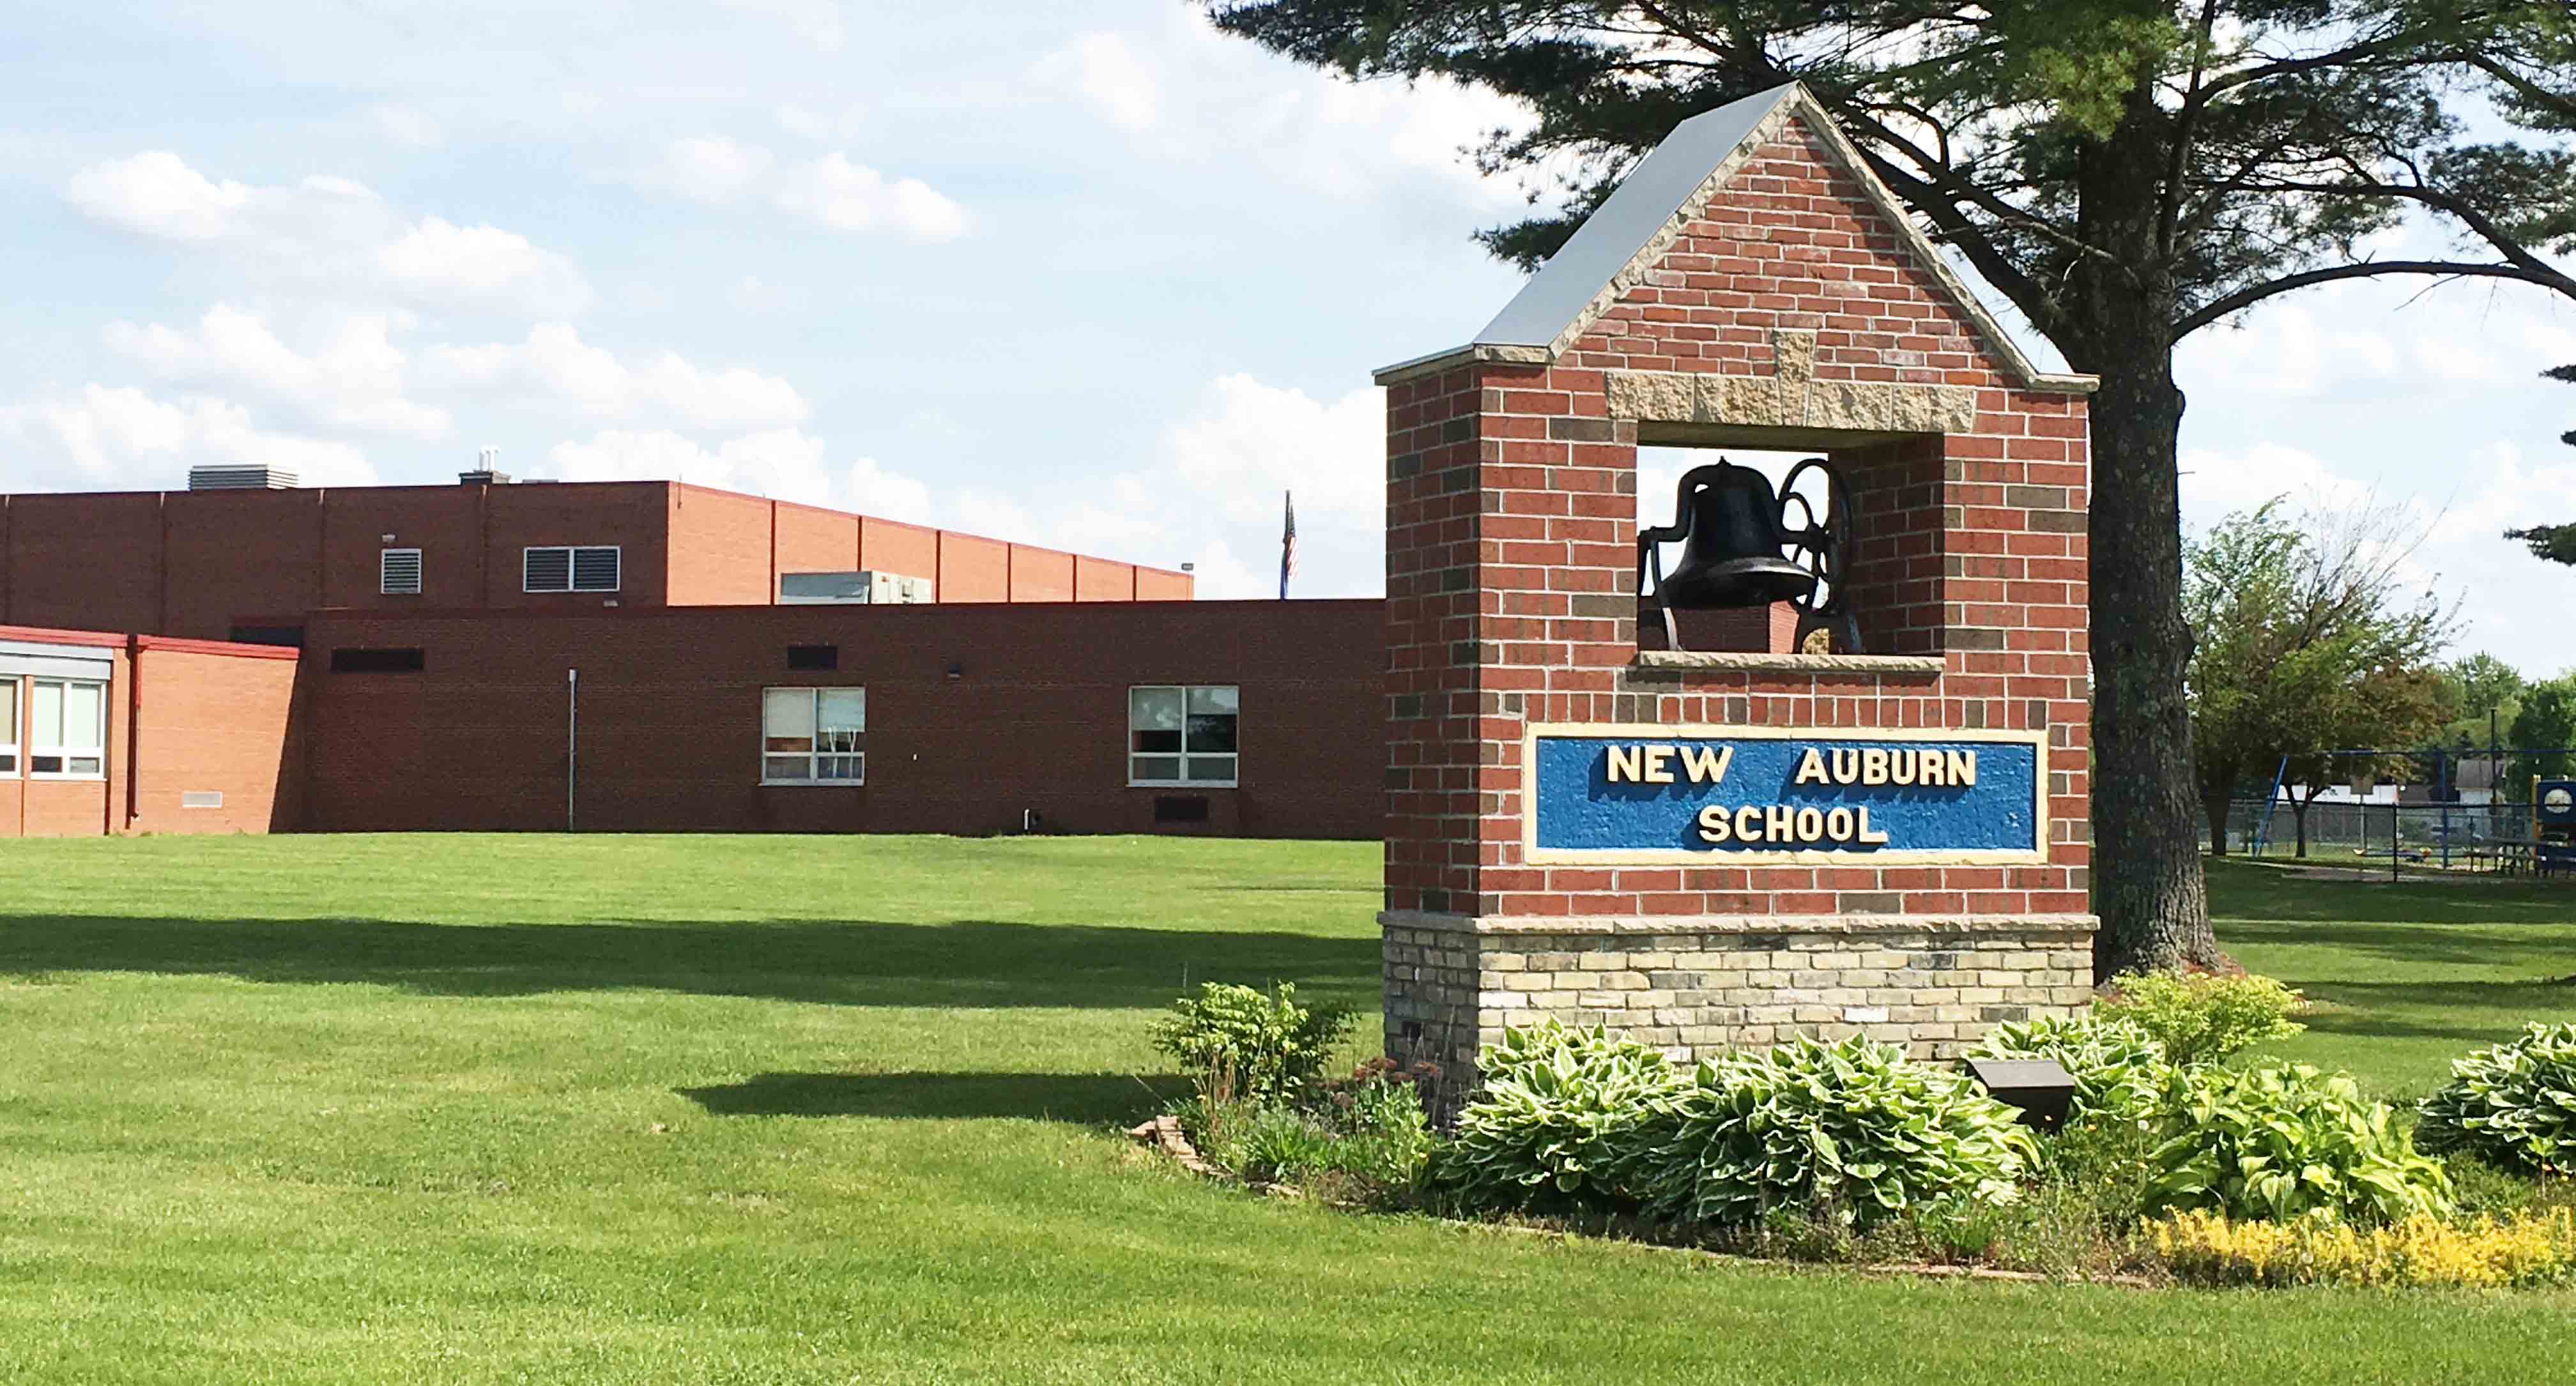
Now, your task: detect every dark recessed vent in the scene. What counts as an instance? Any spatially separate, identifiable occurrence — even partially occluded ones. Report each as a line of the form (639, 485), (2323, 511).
(228, 625), (303, 648)
(786, 644), (839, 671)
(329, 647), (425, 674)
(1153, 795), (1211, 825)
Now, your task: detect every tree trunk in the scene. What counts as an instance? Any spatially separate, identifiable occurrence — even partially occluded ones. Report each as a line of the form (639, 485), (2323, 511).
(2291, 798), (2310, 858)
(2205, 794), (2230, 858)
(2073, 95), (2222, 982)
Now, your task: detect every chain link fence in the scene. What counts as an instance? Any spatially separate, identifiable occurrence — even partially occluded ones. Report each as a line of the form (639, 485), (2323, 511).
(2206, 798), (2541, 879)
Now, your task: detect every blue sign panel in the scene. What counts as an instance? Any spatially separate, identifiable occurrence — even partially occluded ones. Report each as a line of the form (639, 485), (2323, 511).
(1524, 724), (2048, 864)
(2538, 780), (2576, 826)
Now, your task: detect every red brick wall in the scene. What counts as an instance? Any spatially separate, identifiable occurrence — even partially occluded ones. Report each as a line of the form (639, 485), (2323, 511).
(937, 533), (1009, 603)
(1075, 556), (1134, 602)
(293, 600), (1380, 838)
(1135, 568), (1193, 602)
(3, 494), (164, 634)
(1007, 545), (1074, 602)
(773, 501), (862, 584)
(859, 518), (939, 584)
(318, 486), (487, 614)
(1, 483), (1193, 637)
(0, 628), (123, 837)
(664, 485), (776, 606)
(0, 628), (296, 837)
(1383, 110), (2091, 922)
(126, 639), (299, 834)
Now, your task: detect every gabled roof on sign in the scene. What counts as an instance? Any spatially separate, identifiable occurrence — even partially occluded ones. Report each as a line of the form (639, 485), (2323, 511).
(1373, 82), (2096, 393)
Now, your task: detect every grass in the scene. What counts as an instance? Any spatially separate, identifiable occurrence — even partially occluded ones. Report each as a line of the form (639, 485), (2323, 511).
(0, 835), (2568, 1384)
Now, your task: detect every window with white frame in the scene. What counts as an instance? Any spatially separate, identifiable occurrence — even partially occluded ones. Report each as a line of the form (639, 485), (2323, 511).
(523, 545), (620, 593)
(762, 687), (865, 784)
(380, 547), (423, 595)
(1129, 685), (1238, 786)
(0, 679), (17, 775)
(28, 678), (105, 779)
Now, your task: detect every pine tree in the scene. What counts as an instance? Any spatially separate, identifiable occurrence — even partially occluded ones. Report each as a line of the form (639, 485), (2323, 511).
(1204, 0), (2576, 975)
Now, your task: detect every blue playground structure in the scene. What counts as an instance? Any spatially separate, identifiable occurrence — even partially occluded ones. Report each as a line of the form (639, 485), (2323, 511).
(2243, 747), (2576, 881)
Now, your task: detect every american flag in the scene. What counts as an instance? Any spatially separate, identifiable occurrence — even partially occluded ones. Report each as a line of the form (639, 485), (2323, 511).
(1278, 490), (1297, 599)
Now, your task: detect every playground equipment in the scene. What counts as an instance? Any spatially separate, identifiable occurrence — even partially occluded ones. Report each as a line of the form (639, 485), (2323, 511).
(2245, 749), (2576, 881)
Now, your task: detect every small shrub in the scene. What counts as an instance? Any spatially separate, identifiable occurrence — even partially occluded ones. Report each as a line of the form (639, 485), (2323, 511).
(1225, 1106), (1340, 1184)
(2417, 1023), (2576, 1177)
(1966, 1014), (2172, 1122)
(1432, 1021), (1685, 1210)
(2097, 970), (2306, 1067)
(2139, 1062), (2452, 1223)
(1629, 1034), (2036, 1230)
(1150, 982), (1352, 1104)
(2150, 1207), (2576, 1288)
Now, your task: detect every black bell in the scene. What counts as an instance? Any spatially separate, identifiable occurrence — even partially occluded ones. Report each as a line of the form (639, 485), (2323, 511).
(1638, 457), (1860, 653)
(1652, 463), (1819, 609)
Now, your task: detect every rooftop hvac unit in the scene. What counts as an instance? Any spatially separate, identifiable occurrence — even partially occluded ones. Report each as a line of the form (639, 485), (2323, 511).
(778, 570), (936, 605)
(187, 465), (298, 491)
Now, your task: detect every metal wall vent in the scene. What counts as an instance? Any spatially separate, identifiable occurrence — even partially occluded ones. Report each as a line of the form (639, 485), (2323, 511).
(380, 547), (424, 595)
(180, 791), (224, 810)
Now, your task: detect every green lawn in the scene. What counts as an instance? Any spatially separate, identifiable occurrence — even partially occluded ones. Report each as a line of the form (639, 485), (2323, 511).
(0, 836), (2570, 1385)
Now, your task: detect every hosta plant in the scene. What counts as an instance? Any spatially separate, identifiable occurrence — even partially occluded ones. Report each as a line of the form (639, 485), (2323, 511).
(2140, 1063), (2452, 1224)
(2097, 970), (2306, 1067)
(2417, 1023), (2576, 1177)
(1966, 1015), (2171, 1123)
(1629, 1034), (2037, 1230)
(1432, 1021), (1685, 1209)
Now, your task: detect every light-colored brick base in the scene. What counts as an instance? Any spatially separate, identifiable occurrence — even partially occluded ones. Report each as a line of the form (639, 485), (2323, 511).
(1383, 910), (2095, 1083)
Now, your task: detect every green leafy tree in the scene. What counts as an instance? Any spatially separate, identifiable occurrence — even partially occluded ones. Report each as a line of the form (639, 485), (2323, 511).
(2503, 362), (2576, 563)
(2507, 676), (2576, 789)
(2182, 499), (2456, 857)
(1204, 0), (2576, 976)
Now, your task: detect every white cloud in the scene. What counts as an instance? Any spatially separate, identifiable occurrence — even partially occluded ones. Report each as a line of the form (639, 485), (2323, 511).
(0, 385), (377, 491)
(1032, 34), (1161, 132)
(773, 153), (968, 240)
(427, 323), (808, 429)
(537, 427), (932, 523)
(640, 136), (776, 203)
(102, 304), (448, 439)
(64, 151), (249, 240)
(1023, 11), (1529, 208)
(719, 0), (845, 51)
(776, 101), (866, 141)
(61, 151), (588, 312)
(376, 217), (591, 313)
(371, 105), (441, 147)
(1165, 372), (1381, 524)
(2176, 438), (2576, 670)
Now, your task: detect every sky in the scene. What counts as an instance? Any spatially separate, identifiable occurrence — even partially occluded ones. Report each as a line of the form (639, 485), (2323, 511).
(3, 3), (2573, 669)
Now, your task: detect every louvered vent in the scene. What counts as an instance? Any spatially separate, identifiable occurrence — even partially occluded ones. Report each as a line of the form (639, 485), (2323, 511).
(570, 546), (620, 591)
(380, 547), (423, 595)
(523, 547), (573, 592)
(180, 791), (224, 810)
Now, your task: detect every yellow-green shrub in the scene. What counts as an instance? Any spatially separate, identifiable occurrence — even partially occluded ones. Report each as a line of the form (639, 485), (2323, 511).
(2150, 1207), (2576, 1288)
(2097, 969), (2306, 1067)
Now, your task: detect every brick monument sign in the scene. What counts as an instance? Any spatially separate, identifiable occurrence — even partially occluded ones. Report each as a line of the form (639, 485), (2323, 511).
(1376, 84), (2098, 1082)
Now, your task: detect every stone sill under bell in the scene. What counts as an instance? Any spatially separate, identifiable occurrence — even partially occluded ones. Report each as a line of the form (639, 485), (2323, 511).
(1631, 650), (1947, 676)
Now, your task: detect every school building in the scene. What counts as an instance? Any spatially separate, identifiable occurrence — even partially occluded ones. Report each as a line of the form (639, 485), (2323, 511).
(0, 474), (1376, 840)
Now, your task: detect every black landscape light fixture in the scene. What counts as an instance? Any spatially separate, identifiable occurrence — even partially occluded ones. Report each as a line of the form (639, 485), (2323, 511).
(946, 661), (963, 682)
(1961, 1056), (2077, 1132)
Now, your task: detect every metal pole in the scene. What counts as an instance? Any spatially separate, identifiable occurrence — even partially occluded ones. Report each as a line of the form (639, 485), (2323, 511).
(567, 667), (578, 833)
(2390, 796), (2400, 883)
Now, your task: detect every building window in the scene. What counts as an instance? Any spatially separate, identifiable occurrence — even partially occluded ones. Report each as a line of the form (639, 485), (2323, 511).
(762, 687), (865, 784)
(380, 547), (424, 595)
(1130, 685), (1238, 786)
(524, 545), (620, 593)
(27, 678), (105, 779)
(0, 679), (17, 775)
